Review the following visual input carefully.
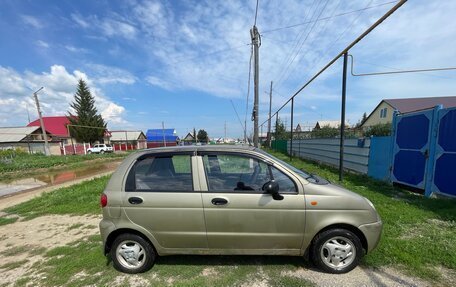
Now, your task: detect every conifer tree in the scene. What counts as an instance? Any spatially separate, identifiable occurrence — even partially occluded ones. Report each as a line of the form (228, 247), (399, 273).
(67, 79), (106, 143)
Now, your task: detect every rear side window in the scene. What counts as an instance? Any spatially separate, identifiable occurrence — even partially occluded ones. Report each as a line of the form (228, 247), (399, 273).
(126, 155), (193, 192)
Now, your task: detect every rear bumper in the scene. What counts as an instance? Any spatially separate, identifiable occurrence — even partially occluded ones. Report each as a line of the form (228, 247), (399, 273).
(99, 218), (116, 251)
(359, 220), (383, 253)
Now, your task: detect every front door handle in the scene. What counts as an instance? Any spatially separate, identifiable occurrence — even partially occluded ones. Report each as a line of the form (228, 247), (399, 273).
(128, 197), (143, 205)
(211, 198), (228, 206)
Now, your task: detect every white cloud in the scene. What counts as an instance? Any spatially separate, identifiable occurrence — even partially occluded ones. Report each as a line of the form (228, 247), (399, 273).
(21, 15), (43, 29)
(71, 12), (137, 40)
(71, 13), (90, 28)
(99, 18), (137, 39)
(64, 45), (88, 53)
(0, 65), (128, 128)
(36, 40), (49, 48)
(101, 103), (126, 124)
(86, 63), (136, 85)
(145, 75), (173, 90)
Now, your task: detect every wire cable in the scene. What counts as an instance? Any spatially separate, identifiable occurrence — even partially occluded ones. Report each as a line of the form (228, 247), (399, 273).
(262, 0), (398, 34)
(272, 0), (321, 88)
(349, 54), (456, 76)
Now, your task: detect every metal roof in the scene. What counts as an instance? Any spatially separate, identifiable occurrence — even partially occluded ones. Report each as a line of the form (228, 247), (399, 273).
(0, 126), (41, 143)
(109, 131), (145, 141)
(384, 96), (456, 113)
(27, 116), (72, 137)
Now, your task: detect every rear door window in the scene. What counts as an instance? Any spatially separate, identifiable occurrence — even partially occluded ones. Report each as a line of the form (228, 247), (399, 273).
(127, 154), (193, 192)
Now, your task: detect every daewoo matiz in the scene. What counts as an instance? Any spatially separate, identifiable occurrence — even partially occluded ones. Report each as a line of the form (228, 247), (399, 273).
(99, 146), (382, 274)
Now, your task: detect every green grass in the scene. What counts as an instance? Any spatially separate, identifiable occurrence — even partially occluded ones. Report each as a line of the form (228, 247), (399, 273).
(4, 176), (109, 219)
(267, 149), (456, 281)
(0, 217), (18, 226)
(0, 152), (126, 181)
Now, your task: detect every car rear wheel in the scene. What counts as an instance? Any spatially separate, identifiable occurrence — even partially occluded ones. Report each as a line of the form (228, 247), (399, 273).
(100, 150), (105, 154)
(311, 228), (363, 274)
(88, 150), (92, 154)
(110, 233), (156, 274)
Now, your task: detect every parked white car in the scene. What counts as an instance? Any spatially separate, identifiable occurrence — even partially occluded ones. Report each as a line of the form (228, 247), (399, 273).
(87, 144), (113, 154)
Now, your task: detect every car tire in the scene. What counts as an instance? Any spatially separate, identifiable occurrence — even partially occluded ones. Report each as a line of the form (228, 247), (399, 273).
(88, 151), (92, 154)
(110, 233), (156, 274)
(100, 150), (105, 154)
(310, 228), (363, 274)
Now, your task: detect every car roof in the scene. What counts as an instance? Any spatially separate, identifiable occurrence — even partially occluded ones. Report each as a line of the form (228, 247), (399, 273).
(135, 144), (257, 155)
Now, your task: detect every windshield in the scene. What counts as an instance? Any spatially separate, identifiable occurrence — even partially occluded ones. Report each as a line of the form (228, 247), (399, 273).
(257, 149), (310, 179)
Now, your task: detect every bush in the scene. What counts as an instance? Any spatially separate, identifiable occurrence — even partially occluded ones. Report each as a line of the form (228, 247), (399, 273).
(364, 123), (392, 137)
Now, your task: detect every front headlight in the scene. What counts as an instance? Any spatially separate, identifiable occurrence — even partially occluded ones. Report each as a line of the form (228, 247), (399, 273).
(365, 198), (376, 211)
(365, 197), (381, 221)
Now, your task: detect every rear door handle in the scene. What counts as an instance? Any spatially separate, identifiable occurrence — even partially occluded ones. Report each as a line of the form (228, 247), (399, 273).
(211, 198), (228, 206)
(128, 197), (143, 205)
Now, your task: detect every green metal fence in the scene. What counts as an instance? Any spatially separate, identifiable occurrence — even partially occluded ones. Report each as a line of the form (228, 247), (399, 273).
(271, 140), (288, 153)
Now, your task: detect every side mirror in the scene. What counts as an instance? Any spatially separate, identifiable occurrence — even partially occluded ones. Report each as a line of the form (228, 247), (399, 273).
(263, 180), (283, 201)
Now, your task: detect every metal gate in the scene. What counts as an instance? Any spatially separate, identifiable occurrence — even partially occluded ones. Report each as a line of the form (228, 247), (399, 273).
(431, 107), (456, 196)
(391, 105), (456, 197)
(391, 109), (434, 190)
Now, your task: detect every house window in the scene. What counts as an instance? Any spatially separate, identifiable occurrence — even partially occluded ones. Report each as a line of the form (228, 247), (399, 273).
(380, 108), (388, 118)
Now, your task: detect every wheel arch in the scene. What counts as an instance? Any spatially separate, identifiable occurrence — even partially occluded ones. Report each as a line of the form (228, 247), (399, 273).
(309, 223), (368, 254)
(104, 228), (156, 255)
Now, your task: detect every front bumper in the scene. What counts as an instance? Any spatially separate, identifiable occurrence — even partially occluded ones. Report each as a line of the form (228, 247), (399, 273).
(359, 220), (383, 253)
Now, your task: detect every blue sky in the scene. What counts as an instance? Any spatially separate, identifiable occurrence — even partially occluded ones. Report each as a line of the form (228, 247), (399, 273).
(1, 0), (455, 138)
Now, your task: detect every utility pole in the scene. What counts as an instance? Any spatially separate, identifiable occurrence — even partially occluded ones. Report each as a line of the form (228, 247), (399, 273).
(33, 87), (50, 156)
(250, 25), (260, 147)
(224, 121), (227, 143)
(267, 81), (273, 148)
(162, 121), (167, 147)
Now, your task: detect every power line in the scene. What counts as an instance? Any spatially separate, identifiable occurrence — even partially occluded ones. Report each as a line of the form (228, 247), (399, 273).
(169, 43), (250, 64)
(276, 0), (374, 93)
(261, 0), (408, 127)
(262, 0), (398, 34)
(276, 0), (338, 90)
(230, 100), (246, 133)
(273, 0), (321, 88)
(349, 54), (456, 76)
(275, 0), (331, 88)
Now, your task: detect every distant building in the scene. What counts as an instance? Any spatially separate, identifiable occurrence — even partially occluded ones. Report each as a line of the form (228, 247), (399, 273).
(313, 120), (348, 130)
(108, 131), (147, 150)
(146, 128), (179, 147)
(182, 132), (195, 145)
(27, 116), (74, 144)
(362, 96), (456, 128)
(0, 126), (60, 154)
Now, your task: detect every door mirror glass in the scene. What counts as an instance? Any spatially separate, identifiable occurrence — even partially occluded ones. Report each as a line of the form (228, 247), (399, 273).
(262, 180), (283, 200)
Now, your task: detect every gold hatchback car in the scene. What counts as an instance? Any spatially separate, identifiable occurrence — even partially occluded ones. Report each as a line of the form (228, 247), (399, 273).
(99, 146), (382, 274)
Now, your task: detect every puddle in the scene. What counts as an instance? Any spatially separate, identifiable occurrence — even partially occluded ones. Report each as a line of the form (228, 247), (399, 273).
(0, 162), (120, 197)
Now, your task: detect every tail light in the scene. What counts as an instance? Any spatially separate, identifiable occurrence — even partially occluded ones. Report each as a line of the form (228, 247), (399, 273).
(100, 193), (108, 208)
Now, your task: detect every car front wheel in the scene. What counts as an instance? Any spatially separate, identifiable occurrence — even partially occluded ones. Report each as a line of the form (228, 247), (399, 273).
(110, 233), (155, 274)
(311, 228), (363, 274)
